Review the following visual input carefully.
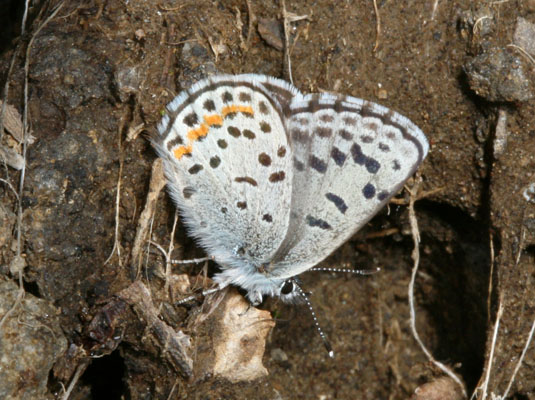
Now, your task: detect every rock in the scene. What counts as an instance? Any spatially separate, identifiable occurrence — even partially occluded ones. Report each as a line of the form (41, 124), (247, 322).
(0, 279), (67, 399)
(192, 288), (275, 382)
(464, 47), (533, 102)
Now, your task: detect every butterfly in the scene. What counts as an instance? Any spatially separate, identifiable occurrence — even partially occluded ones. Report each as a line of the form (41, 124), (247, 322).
(153, 74), (428, 334)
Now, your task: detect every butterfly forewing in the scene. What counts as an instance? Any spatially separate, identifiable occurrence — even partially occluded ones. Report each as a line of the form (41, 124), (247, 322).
(270, 94), (429, 279)
(154, 76), (296, 266)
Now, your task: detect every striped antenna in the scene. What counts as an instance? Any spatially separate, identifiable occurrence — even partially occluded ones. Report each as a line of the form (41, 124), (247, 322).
(309, 266), (380, 275)
(292, 280), (334, 358)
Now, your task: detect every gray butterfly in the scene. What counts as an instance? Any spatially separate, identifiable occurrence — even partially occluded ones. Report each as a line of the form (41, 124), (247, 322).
(153, 73), (428, 333)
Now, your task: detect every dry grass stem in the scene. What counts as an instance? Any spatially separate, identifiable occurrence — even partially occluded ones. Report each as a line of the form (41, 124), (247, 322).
(506, 44), (535, 67)
(373, 0), (381, 52)
(281, 0), (293, 84)
(158, 3), (185, 12)
(164, 211), (180, 294)
(431, 0), (440, 20)
(471, 301), (503, 400)
(501, 317), (535, 398)
(61, 361), (89, 400)
(104, 110), (129, 266)
(487, 232), (495, 326)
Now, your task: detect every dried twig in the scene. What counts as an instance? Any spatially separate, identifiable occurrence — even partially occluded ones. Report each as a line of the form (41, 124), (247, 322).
(245, 0), (256, 50)
(132, 159), (166, 278)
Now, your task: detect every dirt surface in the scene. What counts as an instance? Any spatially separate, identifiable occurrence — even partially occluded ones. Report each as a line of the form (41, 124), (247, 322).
(1, 0), (535, 399)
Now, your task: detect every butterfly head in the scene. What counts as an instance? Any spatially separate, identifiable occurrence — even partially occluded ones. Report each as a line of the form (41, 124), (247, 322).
(212, 262), (304, 306)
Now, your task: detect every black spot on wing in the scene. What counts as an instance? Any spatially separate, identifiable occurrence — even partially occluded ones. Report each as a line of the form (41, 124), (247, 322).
(166, 136), (183, 151)
(209, 156), (221, 168)
(351, 143), (381, 174)
(243, 129), (256, 139)
(269, 171), (286, 182)
(366, 158), (380, 173)
(306, 215), (331, 230)
(260, 121), (272, 133)
(203, 99), (215, 111)
(377, 191), (389, 201)
(309, 155), (327, 173)
(291, 128), (309, 143)
(183, 187), (195, 199)
(343, 117), (357, 126)
(339, 129), (353, 141)
(331, 147), (347, 167)
(325, 192), (348, 214)
(222, 91), (233, 102)
(315, 127), (332, 138)
(258, 153), (272, 166)
(320, 114), (334, 122)
(183, 112), (198, 127)
(188, 164), (203, 174)
(235, 177), (258, 186)
(351, 143), (366, 165)
(259, 101), (269, 114)
(379, 143), (390, 152)
(239, 92), (252, 102)
(228, 126), (241, 137)
(362, 183), (376, 199)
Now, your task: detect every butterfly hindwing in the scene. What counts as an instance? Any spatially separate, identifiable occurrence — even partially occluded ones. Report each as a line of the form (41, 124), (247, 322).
(270, 93), (429, 279)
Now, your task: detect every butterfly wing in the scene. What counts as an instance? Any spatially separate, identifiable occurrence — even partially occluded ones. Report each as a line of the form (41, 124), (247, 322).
(153, 75), (299, 270)
(269, 93), (429, 279)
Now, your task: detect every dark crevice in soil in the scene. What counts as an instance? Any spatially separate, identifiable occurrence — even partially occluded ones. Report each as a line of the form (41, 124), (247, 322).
(418, 200), (489, 391)
(22, 278), (42, 298)
(83, 349), (125, 399)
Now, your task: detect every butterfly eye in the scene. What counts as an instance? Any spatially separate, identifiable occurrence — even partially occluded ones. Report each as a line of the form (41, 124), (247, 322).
(280, 280), (294, 295)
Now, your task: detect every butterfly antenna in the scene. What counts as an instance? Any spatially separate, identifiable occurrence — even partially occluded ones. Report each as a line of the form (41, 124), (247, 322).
(292, 281), (334, 358)
(170, 256), (214, 264)
(309, 266), (381, 275)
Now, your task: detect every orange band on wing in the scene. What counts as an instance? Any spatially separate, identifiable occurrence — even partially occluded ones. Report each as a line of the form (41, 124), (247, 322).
(173, 145), (192, 159)
(187, 123), (209, 141)
(204, 114), (223, 126)
(172, 104), (254, 160)
(222, 105), (253, 116)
